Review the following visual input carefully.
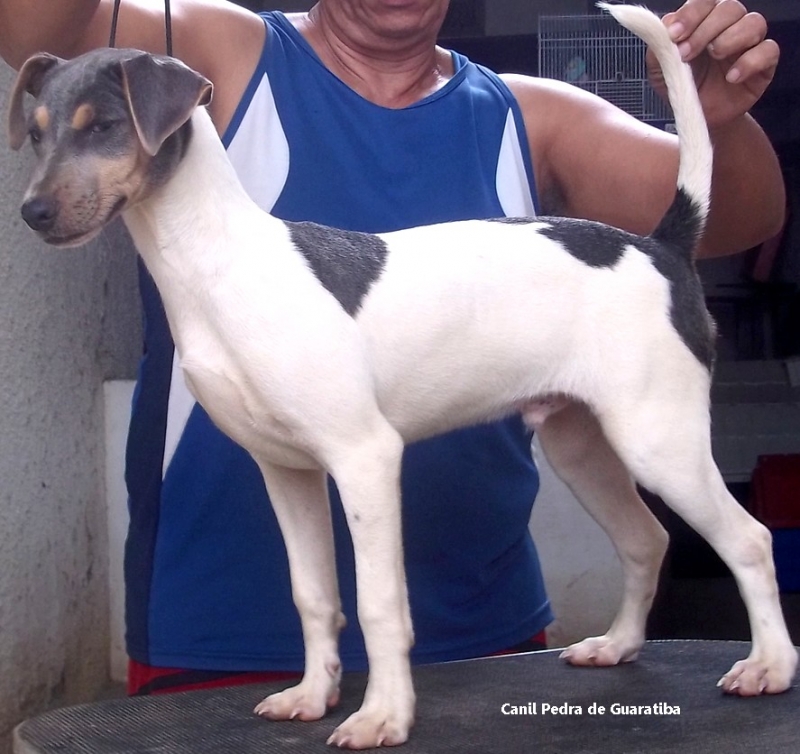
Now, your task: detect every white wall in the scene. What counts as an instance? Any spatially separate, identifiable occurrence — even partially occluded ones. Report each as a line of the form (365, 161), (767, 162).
(0, 60), (141, 754)
(104, 383), (135, 683)
(530, 441), (622, 648)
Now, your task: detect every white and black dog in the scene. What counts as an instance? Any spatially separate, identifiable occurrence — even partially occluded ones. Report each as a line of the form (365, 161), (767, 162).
(8, 3), (796, 749)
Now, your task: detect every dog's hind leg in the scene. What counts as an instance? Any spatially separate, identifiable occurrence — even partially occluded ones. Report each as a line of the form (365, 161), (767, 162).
(534, 401), (669, 667)
(597, 366), (798, 695)
(324, 420), (416, 749)
(253, 463), (345, 722)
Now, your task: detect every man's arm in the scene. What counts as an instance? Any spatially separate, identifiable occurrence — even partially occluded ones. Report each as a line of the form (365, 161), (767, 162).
(0, 0), (265, 134)
(504, 0), (784, 259)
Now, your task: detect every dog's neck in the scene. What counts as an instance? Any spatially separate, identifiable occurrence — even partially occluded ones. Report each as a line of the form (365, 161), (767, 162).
(121, 107), (275, 277)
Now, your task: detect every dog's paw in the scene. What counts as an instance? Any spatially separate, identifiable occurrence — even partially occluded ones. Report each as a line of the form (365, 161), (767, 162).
(254, 681), (339, 722)
(559, 635), (642, 667)
(718, 650), (798, 696)
(326, 707), (412, 749)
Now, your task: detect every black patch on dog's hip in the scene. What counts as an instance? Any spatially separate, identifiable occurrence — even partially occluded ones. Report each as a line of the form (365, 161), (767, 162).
(641, 235), (716, 370)
(286, 221), (388, 316)
(494, 216), (715, 369)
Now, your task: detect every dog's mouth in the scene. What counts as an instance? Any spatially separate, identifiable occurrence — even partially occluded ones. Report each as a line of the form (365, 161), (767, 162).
(42, 227), (105, 248)
(38, 196), (129, 248)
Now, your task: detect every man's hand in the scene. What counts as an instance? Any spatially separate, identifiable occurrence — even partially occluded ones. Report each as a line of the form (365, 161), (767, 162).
(647, 0), (780, 128)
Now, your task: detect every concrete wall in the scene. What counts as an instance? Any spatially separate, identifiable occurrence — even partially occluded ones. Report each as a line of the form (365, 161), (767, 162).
(0, 60), (141, 754)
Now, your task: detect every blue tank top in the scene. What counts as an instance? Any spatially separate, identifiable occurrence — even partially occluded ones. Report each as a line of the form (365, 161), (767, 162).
(125, 11), (552, 671)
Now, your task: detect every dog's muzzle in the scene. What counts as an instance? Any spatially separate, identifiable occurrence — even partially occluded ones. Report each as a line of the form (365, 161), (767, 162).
(21, 195), (59, 233)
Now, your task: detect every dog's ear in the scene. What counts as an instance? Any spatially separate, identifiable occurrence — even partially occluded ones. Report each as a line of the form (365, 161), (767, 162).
(7, 52), (61, 150)
(120, 54), (213, 157)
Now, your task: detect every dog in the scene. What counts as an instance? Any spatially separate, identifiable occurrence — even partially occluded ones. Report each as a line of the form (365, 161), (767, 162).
(8, 3), (797, 748)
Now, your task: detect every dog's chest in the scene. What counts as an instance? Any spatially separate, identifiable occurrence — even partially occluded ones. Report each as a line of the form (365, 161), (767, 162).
(178, 346), (320, 468)
(157, 259), (358, 468)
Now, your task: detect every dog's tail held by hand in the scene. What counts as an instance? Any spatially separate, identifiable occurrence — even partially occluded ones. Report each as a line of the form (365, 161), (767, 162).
(598, 2), (712, 258)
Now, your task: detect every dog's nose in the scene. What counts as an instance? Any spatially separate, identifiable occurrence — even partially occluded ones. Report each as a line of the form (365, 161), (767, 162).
(21, 195), (58, 232)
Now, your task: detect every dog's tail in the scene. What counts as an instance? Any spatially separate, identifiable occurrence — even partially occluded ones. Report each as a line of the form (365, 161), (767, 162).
(598, 2), (712, 256)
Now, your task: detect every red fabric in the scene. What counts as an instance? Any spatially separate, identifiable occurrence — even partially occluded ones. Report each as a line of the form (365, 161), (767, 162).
(127, 660), (301, 695)
(127, 630), (548, 695)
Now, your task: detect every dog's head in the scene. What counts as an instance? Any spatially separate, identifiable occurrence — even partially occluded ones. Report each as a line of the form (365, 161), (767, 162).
(8, 48), (212, 246)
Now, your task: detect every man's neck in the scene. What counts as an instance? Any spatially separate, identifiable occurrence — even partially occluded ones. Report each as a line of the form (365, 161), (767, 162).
(293, 2), (454, 109)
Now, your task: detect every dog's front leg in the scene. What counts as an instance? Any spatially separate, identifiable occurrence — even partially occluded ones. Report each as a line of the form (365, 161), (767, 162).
(535, 401), (669, 666)
(325, 421), (415, 749)
(253, 462), (345, 722)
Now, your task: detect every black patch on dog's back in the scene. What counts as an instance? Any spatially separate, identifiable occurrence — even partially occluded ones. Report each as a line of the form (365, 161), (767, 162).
(286, 221), (389, 316)
(492, 216), (714, 369)
(490, 216), (628, 268)
(537, 219), (627, 268)
(491, 215), (630, 268)
(489, 217), (537, 225)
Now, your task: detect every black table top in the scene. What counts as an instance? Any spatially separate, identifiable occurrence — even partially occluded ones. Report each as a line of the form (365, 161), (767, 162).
(13, 641), (800, 753)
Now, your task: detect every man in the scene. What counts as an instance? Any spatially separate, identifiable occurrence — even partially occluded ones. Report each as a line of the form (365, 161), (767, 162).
(0, 0), (784, 696)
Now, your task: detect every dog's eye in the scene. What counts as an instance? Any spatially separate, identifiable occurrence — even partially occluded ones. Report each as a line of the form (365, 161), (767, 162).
(28, 127), (42, 144)
(89, 120), (115, 134)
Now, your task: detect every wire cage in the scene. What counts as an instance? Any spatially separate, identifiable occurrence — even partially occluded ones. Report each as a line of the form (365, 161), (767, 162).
(538, 12), (673, 126)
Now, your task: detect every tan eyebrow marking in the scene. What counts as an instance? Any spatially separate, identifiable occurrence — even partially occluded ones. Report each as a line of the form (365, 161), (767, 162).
(33, 106), (50, 131)
(71, 103), (95, 131)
